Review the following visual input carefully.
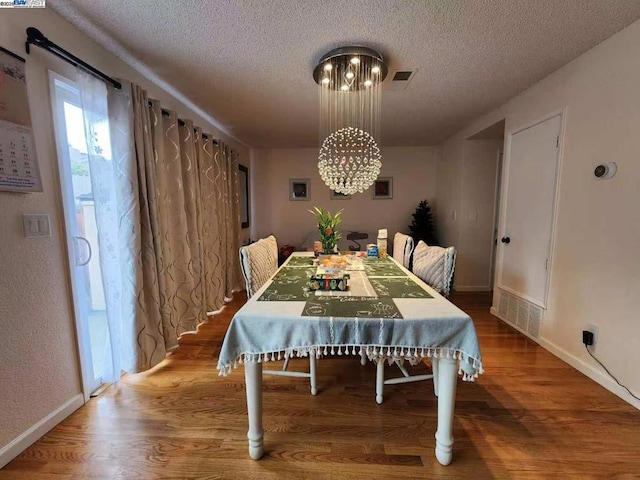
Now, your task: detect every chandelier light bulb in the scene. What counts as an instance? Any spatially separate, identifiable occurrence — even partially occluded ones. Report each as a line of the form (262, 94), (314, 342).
(345, 71), (355, 79)
(324, 63), (333, 71)
(340, 84), (349, 91)
(322, 77), (330, 84)
(364, 79), (373, 87)
(371, 66), (380, 74)
(350, 57), (360, 65)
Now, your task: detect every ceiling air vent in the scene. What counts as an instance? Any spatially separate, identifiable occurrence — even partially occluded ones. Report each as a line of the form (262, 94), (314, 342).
(389, 69), (417, 91)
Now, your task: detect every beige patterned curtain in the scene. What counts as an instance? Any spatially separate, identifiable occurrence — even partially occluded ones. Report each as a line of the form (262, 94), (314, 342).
(126, 84), (242, 372)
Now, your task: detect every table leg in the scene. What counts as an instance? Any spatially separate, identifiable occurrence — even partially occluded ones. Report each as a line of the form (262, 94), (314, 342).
(376, 357), (385, 404)
(309, 352), (317, 395)
(360, 348), (367, 366)
(432, 357), (439, 397)
(435, 357), (457, 466)
(244, 361), (264, 460)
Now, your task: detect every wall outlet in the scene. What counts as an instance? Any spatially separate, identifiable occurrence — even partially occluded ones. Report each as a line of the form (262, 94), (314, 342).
(586, 323), (599, 350)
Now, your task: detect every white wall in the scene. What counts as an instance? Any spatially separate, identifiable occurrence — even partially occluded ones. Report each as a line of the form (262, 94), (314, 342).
(0, 8), (249, 464)
(437, 19), (640, 407)
(250, 147), (438, 250)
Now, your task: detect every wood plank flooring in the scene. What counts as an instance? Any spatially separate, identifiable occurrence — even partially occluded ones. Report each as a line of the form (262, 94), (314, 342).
(2, 291), (640, 479)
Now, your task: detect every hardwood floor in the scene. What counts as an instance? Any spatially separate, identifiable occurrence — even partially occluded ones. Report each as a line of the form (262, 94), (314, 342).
(2, 292), (640, 479)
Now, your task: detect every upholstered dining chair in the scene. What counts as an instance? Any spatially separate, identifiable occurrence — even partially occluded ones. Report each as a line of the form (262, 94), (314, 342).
(239, 235), (278, 297)
(411, 241), (456, 297)
(239, 235), (318, 395)
(373, 240), (457, 403)
(392, 232), (415, 269)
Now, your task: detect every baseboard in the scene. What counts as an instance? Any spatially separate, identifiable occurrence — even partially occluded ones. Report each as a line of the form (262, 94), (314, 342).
(489, 307), (640, 410)
(454, 285), (492, 292)
(0, 394), (84, 469)
(537, 337), (640, 410)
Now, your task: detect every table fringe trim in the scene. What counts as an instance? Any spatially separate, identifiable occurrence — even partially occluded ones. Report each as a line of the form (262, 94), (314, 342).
(217, 345), (483, 382)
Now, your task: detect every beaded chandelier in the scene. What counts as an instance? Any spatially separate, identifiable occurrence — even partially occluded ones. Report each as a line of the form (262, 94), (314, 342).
(313, 46), (388, 195)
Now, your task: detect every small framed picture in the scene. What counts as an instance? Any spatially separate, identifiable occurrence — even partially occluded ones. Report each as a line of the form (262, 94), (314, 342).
(289, 178), (310, 201)
(330, 190), (351, 200)
(372, 177), (393, 199)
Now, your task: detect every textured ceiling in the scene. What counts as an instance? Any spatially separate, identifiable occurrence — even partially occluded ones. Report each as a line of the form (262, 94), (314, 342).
(51, 0), (640, 148)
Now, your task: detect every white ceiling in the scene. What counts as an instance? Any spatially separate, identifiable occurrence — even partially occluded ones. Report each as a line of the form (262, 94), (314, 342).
(51, 0), (640, 148)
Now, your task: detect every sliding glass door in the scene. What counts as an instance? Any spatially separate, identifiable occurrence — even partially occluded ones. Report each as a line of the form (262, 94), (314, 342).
(50, 72), (110, 398)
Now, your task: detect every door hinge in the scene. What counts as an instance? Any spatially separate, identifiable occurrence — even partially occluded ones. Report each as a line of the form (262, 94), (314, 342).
(555, 136), (559, 148)
(545, 258), (548, 270)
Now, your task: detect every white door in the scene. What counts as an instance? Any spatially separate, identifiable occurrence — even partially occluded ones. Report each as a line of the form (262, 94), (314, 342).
(499, 114), (561, 307)
(50, 72), (110, 399)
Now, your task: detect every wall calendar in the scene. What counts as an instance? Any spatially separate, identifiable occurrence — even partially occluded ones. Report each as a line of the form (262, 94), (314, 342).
(0, 45), (42, 193)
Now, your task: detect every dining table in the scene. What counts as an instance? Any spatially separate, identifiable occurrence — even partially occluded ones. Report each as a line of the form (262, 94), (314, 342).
(217, 251), (483, 466)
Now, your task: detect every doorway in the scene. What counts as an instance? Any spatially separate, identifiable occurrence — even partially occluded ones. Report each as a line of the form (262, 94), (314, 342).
(463, 119), (505, 291)
(49, 72), (110, 399)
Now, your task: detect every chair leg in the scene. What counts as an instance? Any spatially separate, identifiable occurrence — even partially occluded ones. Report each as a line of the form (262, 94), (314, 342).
(309, 353), (317, 396)
(376, 358), (385, 404)
(396, 360), (411, 377)
(432, 357), (439, 397)
(283, 355), (290, 371)
(360, 348), (367, 366)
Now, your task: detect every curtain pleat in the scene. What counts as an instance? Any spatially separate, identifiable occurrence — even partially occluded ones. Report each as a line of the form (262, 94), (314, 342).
(198, 135), (226, 311)
(130, 87), (166, 371)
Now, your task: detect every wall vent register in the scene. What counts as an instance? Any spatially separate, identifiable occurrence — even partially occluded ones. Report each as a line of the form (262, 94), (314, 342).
(497, 288), (543, 339)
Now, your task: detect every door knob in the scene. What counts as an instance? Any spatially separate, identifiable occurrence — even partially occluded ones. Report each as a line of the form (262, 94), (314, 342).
(501, 236), (511, 244)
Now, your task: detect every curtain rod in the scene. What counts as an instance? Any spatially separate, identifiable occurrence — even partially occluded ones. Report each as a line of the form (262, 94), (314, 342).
(25, 27), (122, 90)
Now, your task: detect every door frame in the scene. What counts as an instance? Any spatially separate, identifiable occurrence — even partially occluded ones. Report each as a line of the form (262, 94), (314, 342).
(489, 149), (503, 290)
(48, 70), (96, 402)
(495, 108), (567, 309)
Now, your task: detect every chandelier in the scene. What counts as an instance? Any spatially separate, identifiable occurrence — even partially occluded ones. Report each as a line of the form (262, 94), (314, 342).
(313, 46), (388, 195)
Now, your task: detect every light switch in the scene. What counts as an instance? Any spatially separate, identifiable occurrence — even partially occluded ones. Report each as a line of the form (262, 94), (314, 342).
(22, 214), (51, 238)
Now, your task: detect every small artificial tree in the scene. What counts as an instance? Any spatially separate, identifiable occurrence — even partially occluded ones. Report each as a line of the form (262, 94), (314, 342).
(408, 200), (438, 245)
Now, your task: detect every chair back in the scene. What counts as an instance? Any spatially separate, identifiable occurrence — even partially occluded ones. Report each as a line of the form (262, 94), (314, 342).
(239, 235), (278, 298)
(392, 232), (414, 268)
(411, 241), (457, 296)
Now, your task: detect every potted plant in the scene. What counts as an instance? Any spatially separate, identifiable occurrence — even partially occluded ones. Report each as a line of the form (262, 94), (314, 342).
(309, 207), (343, 254)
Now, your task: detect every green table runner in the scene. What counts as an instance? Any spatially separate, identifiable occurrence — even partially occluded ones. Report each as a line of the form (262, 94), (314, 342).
(370, 277), (433, 299)
(302, 297), (402, 318)
(285, 256), (315, 267)
(258, 266), (315, 301)
(363, 259), (406, 277)
(257, 257), (433, 317)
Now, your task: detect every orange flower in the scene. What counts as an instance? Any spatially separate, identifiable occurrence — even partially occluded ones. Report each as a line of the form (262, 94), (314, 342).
(325, 227), (333, 235)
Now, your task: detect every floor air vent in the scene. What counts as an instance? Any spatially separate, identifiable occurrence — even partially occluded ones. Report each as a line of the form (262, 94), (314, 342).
(497, 288), (543, 339)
